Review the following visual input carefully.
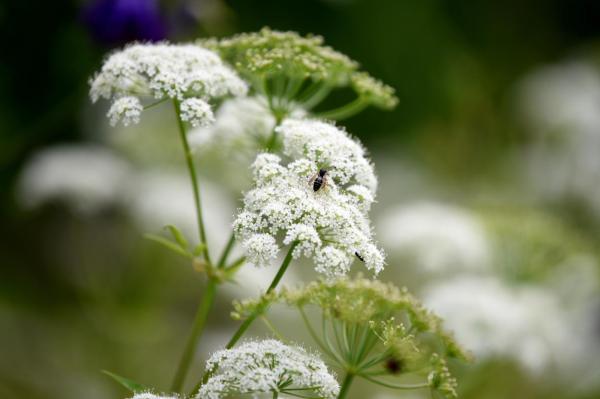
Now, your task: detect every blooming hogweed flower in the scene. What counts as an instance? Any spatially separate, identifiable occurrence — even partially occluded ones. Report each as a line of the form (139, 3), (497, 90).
(233, 151), (384, 278)
(202, 28), (398, 114)
(89, 43), (247, 126)
(198, 340), (339, 399)
(278, 118), (378, 195)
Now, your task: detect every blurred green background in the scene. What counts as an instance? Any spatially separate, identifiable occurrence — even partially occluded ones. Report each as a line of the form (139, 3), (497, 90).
(2, 1), (600, 398)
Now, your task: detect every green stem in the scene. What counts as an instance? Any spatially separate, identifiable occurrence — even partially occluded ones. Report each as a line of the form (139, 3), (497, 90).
(315, 97), (368, 120)
(337, 372), (355, 399)
(300, 83), (332, 110)
(217, 233), (235, 268)
(225, 242), (298, 349)
(359, 374), (429, 390)
(173, 99), (212, 265)
(170, 279), (218, 393)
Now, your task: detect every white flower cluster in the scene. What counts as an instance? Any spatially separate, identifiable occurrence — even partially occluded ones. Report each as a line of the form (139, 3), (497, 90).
(198, 340), (339, 399)
(234, 146), (384, 278)
(17, 145), (131, 214)
(131, 393), (177, 399)
(423, 276), (569, 375)
(188, 96), (276, 155)
(179, 98), (215, 127)
(517, 61), (600, 220)
(89, 43), (247, 126)
(378, 201), (491, 274)
(107, 96), (143, 126)
(278, 118), (378, 195)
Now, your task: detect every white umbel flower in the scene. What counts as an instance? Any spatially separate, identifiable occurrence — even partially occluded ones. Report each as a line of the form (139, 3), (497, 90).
(107, 96), (143, 126)
(424, 276), (569, 375)
(234, 153), (384, 278)
(188, 96), (276, 154)
(179, 97), (215, 127)
(378, 202), (490, 274)
(277, 118), (378, 194)
(90, 43), (247, 125)
(131, 394), (177, 399)
(241, 233), (280, 268)
(17, 145), (131, 214)
(198, 340), (339, 399)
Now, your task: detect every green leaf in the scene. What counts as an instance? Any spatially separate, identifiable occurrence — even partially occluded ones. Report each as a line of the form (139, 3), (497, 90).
(102, 370), (147, 393)
(144, 233), (192, 259)
(192, 242), (206, 257)
(164, 224), (189, 250)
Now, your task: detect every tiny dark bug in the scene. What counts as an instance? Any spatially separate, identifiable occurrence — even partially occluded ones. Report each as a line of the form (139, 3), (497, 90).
(384, 357), (404, 374)
(355, 251), (365, 262)
(309, 168), (329, 192)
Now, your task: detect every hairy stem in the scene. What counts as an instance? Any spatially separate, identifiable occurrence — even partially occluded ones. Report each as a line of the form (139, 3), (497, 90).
(337, 372), (355, 399)
(173, 99), (212, 264)
(170, 279), (217, 393)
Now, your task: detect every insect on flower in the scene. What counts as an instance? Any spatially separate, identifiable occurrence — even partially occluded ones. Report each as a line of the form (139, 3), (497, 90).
(309, 168), (329, 192)
(355, 251), (365, 262)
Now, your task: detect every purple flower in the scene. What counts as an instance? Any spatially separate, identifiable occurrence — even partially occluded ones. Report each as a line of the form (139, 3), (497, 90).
(82, 0), (167, 46)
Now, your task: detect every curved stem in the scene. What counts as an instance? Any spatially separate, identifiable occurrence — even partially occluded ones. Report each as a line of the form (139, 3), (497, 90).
(225, 242), (298, 349)
(170, 279), (217, 393)
(315, 97), (368, 120)
(358, 374), (429, 390)
(300, 83), (332, 110)
(337, 372), (355, 399)
(173, 99), (212, 265)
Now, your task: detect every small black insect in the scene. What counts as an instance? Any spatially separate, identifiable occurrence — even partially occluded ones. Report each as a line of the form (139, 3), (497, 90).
(355, 251), (365, 262)
(309, 168), (328, 192)
(384, 357), (404, 374)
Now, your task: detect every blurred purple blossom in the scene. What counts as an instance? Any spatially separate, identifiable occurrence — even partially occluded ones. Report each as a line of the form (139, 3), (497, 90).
(82, 0), (167, 46)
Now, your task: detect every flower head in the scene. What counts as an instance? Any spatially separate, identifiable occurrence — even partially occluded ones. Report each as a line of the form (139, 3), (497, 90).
(378, 202), (490, 275)
(233, 278), (467, 398)
(130, 394), (177, 399)
(233, 151), (384, 278)
(202, 27), (357, 85)
(18, 145), (131, 214)
(90, 43), (247, 125)
(188, 96), (276, 156)
(203, 28), (397, 111)
(198, 340), (339, 399)
(278, 118), (378, 194)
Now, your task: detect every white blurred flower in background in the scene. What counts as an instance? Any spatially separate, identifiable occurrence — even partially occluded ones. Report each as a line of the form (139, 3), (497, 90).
(188, 96), (276, 157)
(123, 170), (233, 251)
(517, 60), (600, 220)
(423, 276), (568, 375)
(18, 145), (131, 215)
(378, 201), (491, 275)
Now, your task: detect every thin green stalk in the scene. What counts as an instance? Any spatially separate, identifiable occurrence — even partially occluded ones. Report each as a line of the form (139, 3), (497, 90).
(300, 83), (332, 110)
(337, 372), (355, 399)
(217, 233), (235, 268)
(172, 99), (212, 265)
(225, 242), (298, 349)
(298, 307), (340, 363)
(315, 97), (368, 120)
(170, 99), (216, 393)
(170, 280), (217, 393)
(358, 374), (429, 390)
(261, 315), (286, 342)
